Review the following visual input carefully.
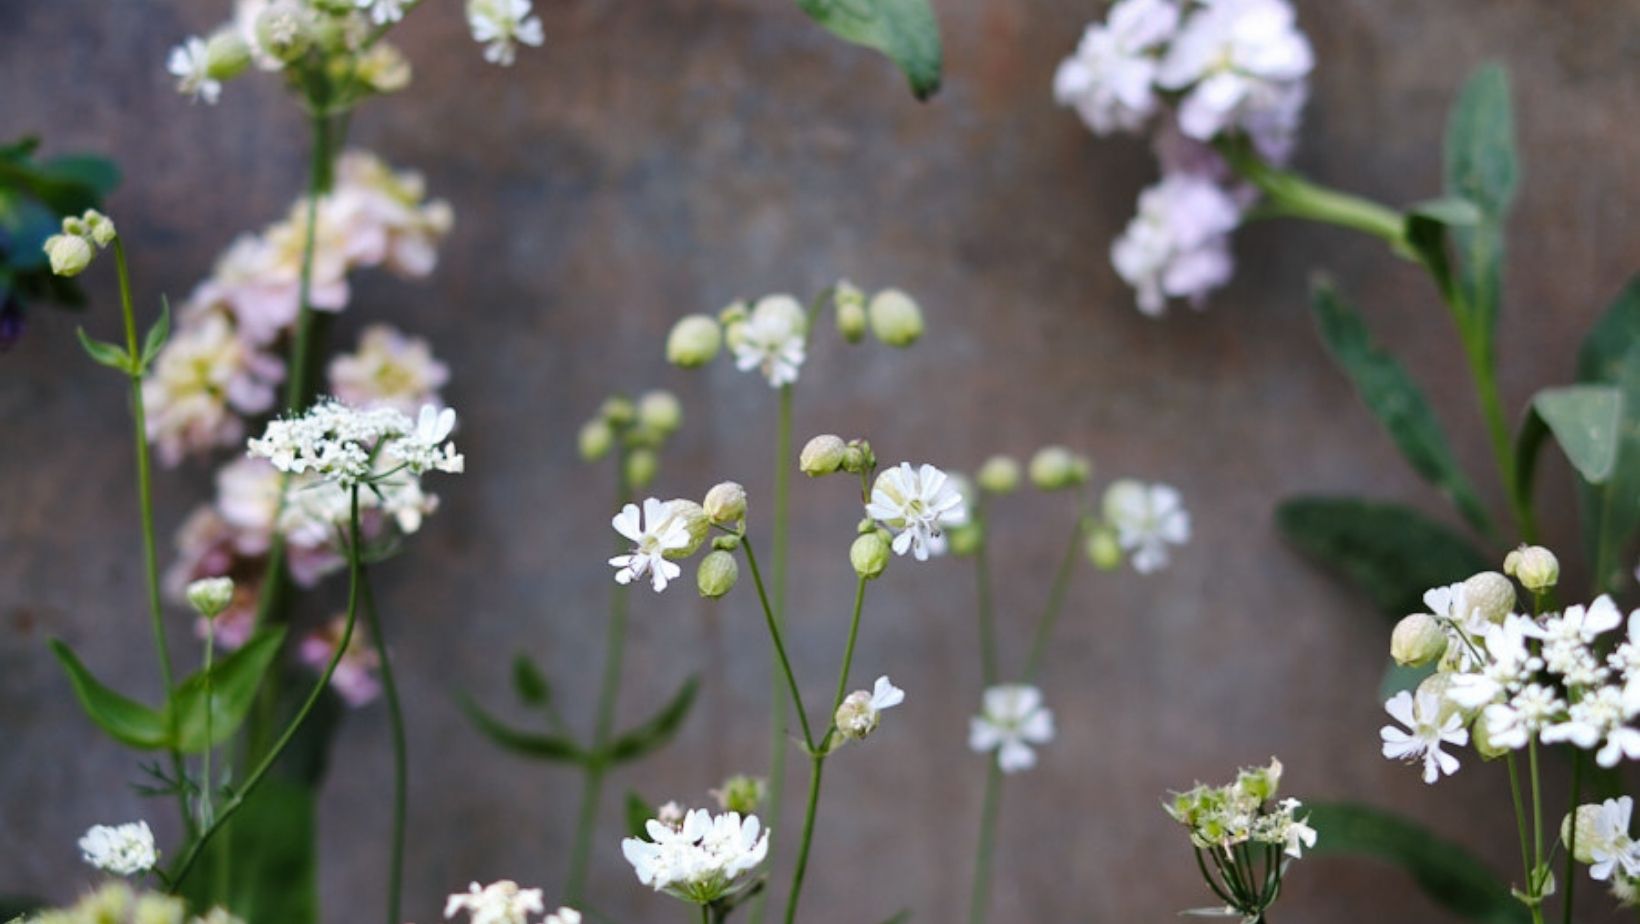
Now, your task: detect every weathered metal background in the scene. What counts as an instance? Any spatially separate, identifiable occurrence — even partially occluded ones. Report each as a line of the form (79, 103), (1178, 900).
(4, 0), (1639, 920)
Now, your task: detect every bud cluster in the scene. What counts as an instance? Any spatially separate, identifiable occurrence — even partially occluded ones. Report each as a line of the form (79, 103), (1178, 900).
(579, 390), (684, 491)
(43, 210), (116, 278)
(1165, 758), (1315, 921)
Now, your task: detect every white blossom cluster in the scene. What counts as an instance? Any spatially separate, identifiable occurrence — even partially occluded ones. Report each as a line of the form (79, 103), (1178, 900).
(1054, 0), (1313, 315)
(1164, 758), (1317, 859)
(620, 808), (770, 905)
(443, 880), (576, 924)
(30, 882), (244, 924)
(77, 821), (158, 876)
(248, 401), (463, 487)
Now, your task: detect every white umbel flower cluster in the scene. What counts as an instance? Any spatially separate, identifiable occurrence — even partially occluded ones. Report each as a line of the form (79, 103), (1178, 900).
(620, 808), (770, 904)
(78, 821), (158, 876)
(443, 880), (547, 924)
(247, 401), (463, 487)
(865, 462), (968, 561)
(968, 684), (1055, 774)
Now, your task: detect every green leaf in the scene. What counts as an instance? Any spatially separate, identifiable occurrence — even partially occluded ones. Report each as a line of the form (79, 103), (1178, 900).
(1309, 278), (1493, 535)
(1305, 802), (1530, 923)
(458, 693), (585, 763)
(794, 0), (943, 100)
(1443, 63), (1518, 338)
(42, 154), (121, 200)
(139, 299), (171, 371)
(625, 791), (655, 838)
(511, 651), (551, 708)
(1276, 497), (1491, 617)
(177, 776), (318, 923)
(75, 326), (131, 373)
(1576, 278), (1640, 591)
(168, 626), (288, 753)
(49, 639), (169, 749)
(1531, 385), (1622, 484)
(1407, 197), (1483, 227)
(607, 675), (700, 764)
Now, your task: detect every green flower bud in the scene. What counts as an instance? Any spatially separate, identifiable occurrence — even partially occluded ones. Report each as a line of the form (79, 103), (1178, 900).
(1086, 527), (1122, 571)
(840, 439), (876, 475)
(44, 233), (92, 277)
(800, 434), (847, 477)
(703, 481), (747, 525)
(711, 774), (767, 815)
(662, 500), (711, 558)
(1470, 712), (1509, 760)
(578, 419), (614, 461)
(356, 41), (412, 93)
(976, 455), (1021, 494)
(666, 314), (722, 368)
(948, 522), (983, 557)
(718, 299), (749, 327)
(1563, 804), (1603, 865)
(1029, 445), (1089, 491)
(1391, 613), (1448, 667)
(867, 288), (924, 347)
(1504, 545), (1560, 593)
(1461, 571), (1516, 625)
(81, 209), (116, 248)
(601, 395), (636, 427)
(834, 281), (867, 343)
(624, 447), (658, 490)
(850, 531), (890, 580)
(697, 550), (739, 598)
(204, 29), (252, 81)
(186, 576), (236, 619)
(637, 390), (683, 436)
(712, 534), (741, 551)
(255, 2), (314, 64)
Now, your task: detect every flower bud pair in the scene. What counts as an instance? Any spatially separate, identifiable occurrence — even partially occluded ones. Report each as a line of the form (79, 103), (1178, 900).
(834, 281), (867, 343)
(851, 529), (891, 580)
(704, 481), (747, 525)
(697, 550), (739, 598)
(1028, 446), (1090, 491)
(1504, 545), (1559, 593)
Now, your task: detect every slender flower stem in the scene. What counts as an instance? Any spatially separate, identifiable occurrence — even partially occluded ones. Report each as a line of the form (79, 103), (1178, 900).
(1507, 754), (1535, 906)
(1530, 739), (1545, 914)
(972, 496), (998, 688)
(967, 761), (1003, 924)
(361, 574), (406, 924)
(828, 577), (869, 720)
(753, 385), (795, 924)
(201, 622), (217, 829)
(169, 485), (365, 891)
(699, 905), (710, 924)
(1565, 750), (1582, 924)
(1022, 513), (1086, 683)
(740, 537), (813, 750)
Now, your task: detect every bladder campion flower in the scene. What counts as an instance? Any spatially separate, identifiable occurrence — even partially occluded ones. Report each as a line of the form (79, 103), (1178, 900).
(968, 684), (1055, 773)
(865, 462), (967, 561)
(443, 880), (546, 924)
(834, 675), (906, 742)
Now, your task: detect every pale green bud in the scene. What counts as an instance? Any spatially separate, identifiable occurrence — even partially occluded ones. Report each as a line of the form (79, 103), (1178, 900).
(800, 434), (847, 477)
(834, 280), (867, 343)
(60, 215), (88, 237)
(663, 500), (710, 558)
(601, 395), (636, 427)
(718, 299), (749, 326)
(204, 29), (252, 81)
(840, 439), (876, 475)
(637, 390), (683, 436)
(1391, 613), (1448, 667)
(1029, 445), (1089, 491)
(81, 209), (116, 248)
(1461, 571), (1515, 625)
(1504, 545), (1560, 593)
(356, 41), (411, 93)
(666, 314), (722, 368)
(703, 481), (747, 525)
(132, 892), (187, 924)
(1563, 804), (1604, 865)
(44, 233), (92, 277)
(1470, 711), (1510, 760)
(624, 447), (658, 489)
(976, 455), (1021, 494)
(1086, 527), (1122, 571)
(255, 2), (314, 63)
(186, 576), (236, 619)
(578, 418), (614, 461)
(850, 531), (890, 580)
(867, 288), (924, 347)
(711, 774), (767, 814)
(697, 550), (739, 598)
(833, 690), (879, 740)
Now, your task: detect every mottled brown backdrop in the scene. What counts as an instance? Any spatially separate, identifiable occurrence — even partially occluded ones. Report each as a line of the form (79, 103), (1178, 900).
(4, 0), (1640, 920)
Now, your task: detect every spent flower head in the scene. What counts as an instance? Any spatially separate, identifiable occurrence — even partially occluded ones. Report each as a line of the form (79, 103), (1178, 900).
(833, 675), (906, 743)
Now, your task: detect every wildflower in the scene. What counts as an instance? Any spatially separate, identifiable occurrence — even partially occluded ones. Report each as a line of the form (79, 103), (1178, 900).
(666, 314), (722, 367)
(299, 615), (381, 707)
(186, 577), (236, 619)
(703, 481), (747, 525)
(43, 232), (94, 277)
(144, 312), (284, 466)
(1380, 689), (1467, 783)
(865, 462), (967, 561)
(610, 498), (693, 591)
(637, 390), (683, 436)
(358, 0), (411, 25)
(79, 821), (158, 876)
(466, 0), (544, 66)
(866, 288), (924, 347)
(620, 808), (769, 904)
(850, 530), (891, 579)
(1506, 544), (1560, 592)
(730, 295), (807, 387)
(1102, 479), (1190, 573)
(252, 1), (315, 65)
(443, 880), (546, 924)
(834, 675), (906, 742)
(969, 684), (1055, 773)
(976, 455), (1021, 494)
(248, 400), (461, 486)
(1481, 683), (1565, 752)
(386, 405), (466, 475)
(544, 910), (580, 924)
(327, 324), (450, 416)
(1027, 445), (1089, 490)
(1053, 0), (1180, 135)
(1111, 173), (1241, 315)
(1156, 0), (1313, 157)
(168, 36), (222, 104)
(800, 434), (848, 476)
(696, 550), (739, 598)
(578, 419), (614, 461)
(710, 775), (767, 815)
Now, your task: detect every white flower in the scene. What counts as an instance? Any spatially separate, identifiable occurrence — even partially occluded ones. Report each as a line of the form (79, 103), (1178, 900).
(865, 462), (968, 561)
(1542, 596), (1622, 688)
(1587, 798), (1640, 882)
(620, 808), (770, 904)
(1156, 0), (1313, 157)
(1542, 686), (1640, 768)
(467, 0), (544, 66)
(1483, 683), (1564, 752)
(358, 0), (410, 25)
(1102, 479), (1190, 573)
(78, 821), (158, 876)
(1380, 690), (1466, 784)
(544, 910), (581, 924)
(969, 684), (1055, 774)
(1445, 614), (1544, 710)
(385, 404), (466, 476)
(1111, 174), (1241, 315)
(167, 36), (222, 104)
(444, 880), (546, 924)
(248, 400), (462, 487)
(1277, 798), (1317, 858)
(834, 675), (906, 741)
(729, 295), (807, 387)
(1053, 0), (1180, 135)
(609, 498), (692, 591)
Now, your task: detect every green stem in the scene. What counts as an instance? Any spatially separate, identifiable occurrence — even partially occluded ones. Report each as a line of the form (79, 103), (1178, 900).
(827, 578), (869, 725)
(966, 761), (1003, 924)
(753, 385), (795, 924)
(782, 757), (824, 924)
(168, 485), (364, 891)
(740, 537), (813, 750)
(1530, 739), (1545, 915)
(201, 622), (216, 830)
(361, 573), (406, 924)
(1221, 141), (1404, 245)
(1508, 754), (1534, 903)
(1459, 317), (1537, 543)
(700, 905), (710, 924)
(1565, 750), (1582, 924)
(1022, 513), (1086, 683)
(972, 496), (998, 688)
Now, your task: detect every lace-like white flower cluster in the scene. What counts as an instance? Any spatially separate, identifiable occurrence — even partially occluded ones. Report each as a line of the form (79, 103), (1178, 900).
(1381, 553), (1640, 785)
(443, 880), (576, 924)
(31, 882), (244, 924)
(620, 808), (770, 905)
(78, 821), (158, 876)
(1054, 0), (1313, 315)
(248, 401), (463, 487)
(1164, 758), (1316, 860)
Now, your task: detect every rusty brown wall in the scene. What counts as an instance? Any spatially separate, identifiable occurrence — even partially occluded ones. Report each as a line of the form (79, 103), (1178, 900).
(4, 0), (1640, 920)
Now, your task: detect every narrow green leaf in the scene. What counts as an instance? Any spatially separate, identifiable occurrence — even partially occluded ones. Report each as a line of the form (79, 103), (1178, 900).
(625, 791), (655, 839)
(1276, 497), (1491, 617)
(794, 0), (942, 100)
(1444, 63), (1518, 338)
(608, 676), (700, 764)
(1531, 385), (1622, 484)
(511, 652), (551, 708)
(1305, 802), (1530, 923)
(140, 299), (171, 371)
(75, 326), (131, 373)
(458, 694), (586, 763)
(1309, 279), (1493, 535)
(168, 626), (288, 753)
(49, 639), (169, 749)
(1576, 277), (1640, 590)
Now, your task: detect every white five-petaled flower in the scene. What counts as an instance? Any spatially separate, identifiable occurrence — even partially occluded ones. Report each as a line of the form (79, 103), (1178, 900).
(620, 808), (770, 904)
(730, 295), (807, 387)
(444, 880), (546, 924)
(610, 498), (692, 592)
(1586, 798), (1640, 882)
(78, 821), (158, 876)
(1102, 478), (1190, 573)
(167, 36), (221, 104)
(1445, 613), (1544, 711)
(1277, 798), (1318, 858)
(865, 462), (968, 561)
(358, 0), (411, 25)
(466, 0), (545, 67)
(969, 684), (1056, 774)
(834, 675), (906, 741)
(1111, 173), (1241, 316)
(1053, 0), (1180, 135)
(1380, 690), (1467, 784)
